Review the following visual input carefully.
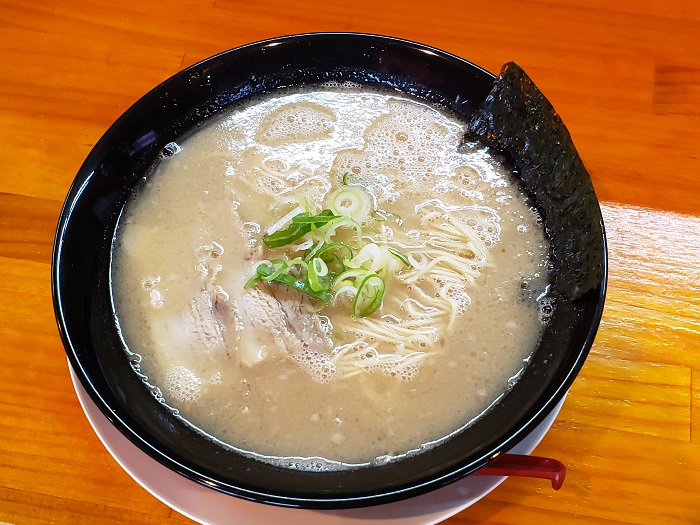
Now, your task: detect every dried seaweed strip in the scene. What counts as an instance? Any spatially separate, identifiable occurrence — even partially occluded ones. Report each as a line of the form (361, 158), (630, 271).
(466, 62), (605, 300)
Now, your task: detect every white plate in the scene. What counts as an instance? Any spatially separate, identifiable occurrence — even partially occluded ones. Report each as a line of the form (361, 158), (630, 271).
(69, 364), (564, 525)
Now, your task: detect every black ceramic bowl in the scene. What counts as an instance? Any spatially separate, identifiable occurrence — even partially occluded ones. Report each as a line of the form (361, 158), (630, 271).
(52, 33), (606, 509)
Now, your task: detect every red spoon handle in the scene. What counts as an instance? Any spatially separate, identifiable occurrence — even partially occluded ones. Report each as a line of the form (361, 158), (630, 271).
(474, 454), (566, 490)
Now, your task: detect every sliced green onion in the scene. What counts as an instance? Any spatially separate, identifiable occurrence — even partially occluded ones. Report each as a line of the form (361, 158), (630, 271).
(250, 199), (405, 316)
(307, 257), (331, 292)
(346, 243), (383, 272)
(257, 260), (288, 281)
(328, 186), (372, 224)
(314, 242), (353, 273)
(352, 273), (385, 317)
(291, 209), (337, 226)
(333, 283), (358, 298)
(319, 216), (363, 243)
(273, 273), (332, 302)
(286, 257), (308, 269)
(388, 247), (412, 267)
(243, 274), (261, 289)
(263, 211), (339, 248)
(311, 257), (329, 277)
(291, 238), (314, 251)
(304, 240), (325, 260)
(334, 269), (370, 286)
(263, 221), (311, 248)
(266, 204), (305, 235)
(341, 172), (350, 185)
(254, 263), (331, 302)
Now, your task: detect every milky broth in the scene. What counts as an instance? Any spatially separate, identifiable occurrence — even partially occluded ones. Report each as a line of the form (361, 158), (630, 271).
(111, 88), (551, 469)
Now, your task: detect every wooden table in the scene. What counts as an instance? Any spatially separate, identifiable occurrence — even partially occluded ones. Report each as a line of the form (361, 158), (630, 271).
(1, 1), (699, 523)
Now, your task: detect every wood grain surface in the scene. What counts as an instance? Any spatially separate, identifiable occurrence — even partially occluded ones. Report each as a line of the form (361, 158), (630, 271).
(1, 0), (699, 523)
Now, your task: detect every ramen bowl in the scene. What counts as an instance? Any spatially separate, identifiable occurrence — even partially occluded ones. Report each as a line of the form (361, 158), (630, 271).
(52, 33), (606, 509)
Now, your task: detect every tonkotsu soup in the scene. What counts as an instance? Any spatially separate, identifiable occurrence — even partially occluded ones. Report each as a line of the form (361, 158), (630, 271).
(111, 87), (553, 470)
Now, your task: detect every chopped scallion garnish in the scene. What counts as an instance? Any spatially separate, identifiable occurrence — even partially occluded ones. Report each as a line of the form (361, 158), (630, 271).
(257, 259), (288, 281)
(352, 273), (385, 317)
(308, 257), (331, 292)
(263, 210), (338, 248)
(328, 186), (372, 224)
(314, 242), (353, 273)
(290, 209), (337, 226)
(388, 247), (412, 267)
(254, 263), (332, 302)
(262, 221), (311, 248)
(245, 188), (412, 317)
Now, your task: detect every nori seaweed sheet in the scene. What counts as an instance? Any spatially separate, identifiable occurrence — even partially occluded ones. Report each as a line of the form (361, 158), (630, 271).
(466, 62), (605, 300)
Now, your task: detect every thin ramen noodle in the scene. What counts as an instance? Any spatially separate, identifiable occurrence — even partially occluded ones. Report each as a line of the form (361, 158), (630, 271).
(111, 88), (552, 469)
